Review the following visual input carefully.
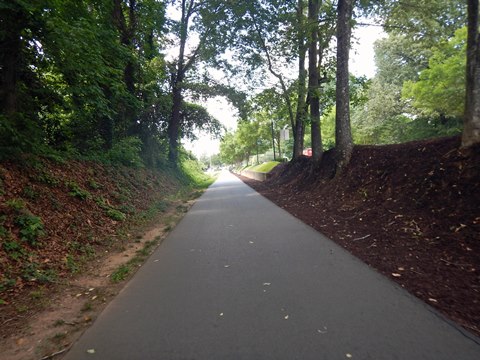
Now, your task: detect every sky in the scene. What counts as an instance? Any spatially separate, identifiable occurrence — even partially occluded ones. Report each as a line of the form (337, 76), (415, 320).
(184, 24), (386, 158)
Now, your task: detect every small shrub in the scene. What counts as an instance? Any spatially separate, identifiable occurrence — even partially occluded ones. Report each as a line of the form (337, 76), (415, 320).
(3, 240), (25, 260)
(94, 196), (109, 210)
(155, 200), (169, 212)
(22, 262), (56, 283)
(0, 278), (16, 293)
(65, 254), (79, 273)
(22, 185), (39, 200)
(87, 179), (101, 190)
(34, 171), (60, 187)
(16, 214), (45, 246)
(106, 208), (126, 221)
(69, 241), (95, 259)
(66, 181), (91, 200)
(118, 204), (135, 215)
(6, 198), (26, 211)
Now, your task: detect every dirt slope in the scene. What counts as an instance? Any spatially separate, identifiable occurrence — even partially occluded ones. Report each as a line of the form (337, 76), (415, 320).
(241, 136), (480, 337)
(0, 156), (186, 341)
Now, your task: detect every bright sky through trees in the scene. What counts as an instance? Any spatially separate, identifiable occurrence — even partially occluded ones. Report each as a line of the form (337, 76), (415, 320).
(185, 24), (386, 157)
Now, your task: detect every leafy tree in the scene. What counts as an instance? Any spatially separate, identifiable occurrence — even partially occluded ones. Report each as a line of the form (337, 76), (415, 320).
(0, 0), (50, 155)
(166, 0), (237, 164)
(402, 27), (466, 119)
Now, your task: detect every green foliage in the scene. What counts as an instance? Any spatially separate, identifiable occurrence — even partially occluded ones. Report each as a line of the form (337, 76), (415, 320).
(16, 214), (45, 247)
(178, 150), (215, 188)
(22, 262), (57, 283)
(0, 278), (16, 294)
(68, 241), (95, 259)
(94, 196), (110, 210)
(106, 137), (144, 168)
(66, 181), (91, 200)
(65, 254), (79, 273)
(5, 198), (26, 211)
(155, 200), (169, 213)
(87, 179), (101, 190)
(33, 171), (60, 187)
(110, 264), (131, 283)
(22, 186), (39, 200)
(402, 27), (466, 118)
(181, 103), (223, 141)
(3, 240), (25, 261)
(106, 208), (127, 222)
(248, 161), (280, 173)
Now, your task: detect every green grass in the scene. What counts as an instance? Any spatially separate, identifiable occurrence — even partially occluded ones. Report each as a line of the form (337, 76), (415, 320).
(247, 161), (280, 173)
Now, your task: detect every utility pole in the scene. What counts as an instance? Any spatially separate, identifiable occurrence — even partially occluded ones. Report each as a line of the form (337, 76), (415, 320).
(256, 140), (260, 164)
(271, 121), (276, 161)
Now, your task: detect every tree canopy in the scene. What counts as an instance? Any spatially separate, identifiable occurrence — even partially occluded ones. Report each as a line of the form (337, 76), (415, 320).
(0, 0), (476, 168)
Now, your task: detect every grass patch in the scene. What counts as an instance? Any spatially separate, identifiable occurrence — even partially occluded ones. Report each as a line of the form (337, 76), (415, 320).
(110, 240), (161, 284)
(247, 161), (280, 173)
(110, 264), (132, 283)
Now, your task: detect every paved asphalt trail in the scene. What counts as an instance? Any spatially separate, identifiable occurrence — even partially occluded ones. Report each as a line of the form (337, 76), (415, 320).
(65, 171), (480, 360)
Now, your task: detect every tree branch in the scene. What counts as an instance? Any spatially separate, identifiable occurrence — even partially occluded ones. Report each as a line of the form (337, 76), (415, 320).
(249, 8), (295, 130)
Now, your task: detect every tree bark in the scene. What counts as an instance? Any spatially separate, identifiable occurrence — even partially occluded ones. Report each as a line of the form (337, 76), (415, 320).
(308, 0), (322, 162)
(293, 0), (308, 159)
(462, 0), (480, 148)
(334, 0), (355, 170)
(168, 0), (194, 164)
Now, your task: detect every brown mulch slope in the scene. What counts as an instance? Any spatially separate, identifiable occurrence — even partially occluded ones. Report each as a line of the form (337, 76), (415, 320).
(240, 136), (480, 337)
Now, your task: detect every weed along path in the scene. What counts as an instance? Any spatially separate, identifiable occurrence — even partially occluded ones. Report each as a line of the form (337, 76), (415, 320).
(64, 171), (480, 360)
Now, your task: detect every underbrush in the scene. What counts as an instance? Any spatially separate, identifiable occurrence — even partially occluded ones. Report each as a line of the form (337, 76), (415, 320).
(0, 151), (212, 324)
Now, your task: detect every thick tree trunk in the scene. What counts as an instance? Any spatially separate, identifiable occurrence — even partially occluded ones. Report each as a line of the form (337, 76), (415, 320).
(293, 0), (307, 159)
(334, 0), (355, 169)
(308, 0), (322, 162)
(168, 0), (192, 165)
(168, 84), (183, 163)
(462, 0), (480, 148)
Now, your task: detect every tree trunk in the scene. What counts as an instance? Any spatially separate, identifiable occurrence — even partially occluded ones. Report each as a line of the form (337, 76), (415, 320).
(112, 0), (138, 141)
(462, 0), (480, 148)
(334, 0), (355, 170)
(168, 83), (183, 163)
(308, 0), (322, 162)
(293, 0), (307, 159)
(168, 0), (192, 165)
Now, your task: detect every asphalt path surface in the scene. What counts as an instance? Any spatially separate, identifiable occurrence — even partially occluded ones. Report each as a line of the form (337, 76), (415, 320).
(65, 171), (480, 360)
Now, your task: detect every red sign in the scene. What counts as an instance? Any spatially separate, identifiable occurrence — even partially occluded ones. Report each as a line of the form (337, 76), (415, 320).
(302, 148), (312, 157)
